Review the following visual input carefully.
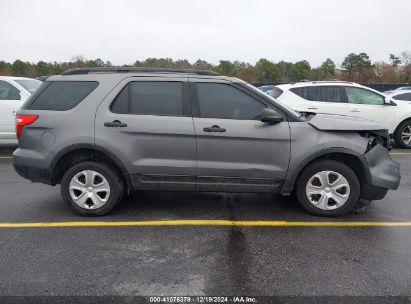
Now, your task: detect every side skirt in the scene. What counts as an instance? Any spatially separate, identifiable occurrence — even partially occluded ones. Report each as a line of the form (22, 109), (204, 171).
(131, 174), (282, 193)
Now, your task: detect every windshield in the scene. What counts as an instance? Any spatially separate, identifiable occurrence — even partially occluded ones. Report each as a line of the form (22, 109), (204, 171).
(244, 82), (302, 118)
(14, 79), (42, 94)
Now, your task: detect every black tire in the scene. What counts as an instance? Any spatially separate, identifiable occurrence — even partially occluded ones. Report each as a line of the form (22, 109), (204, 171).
(394, 120), (411, 149)
(61, 161), (124, 216)
(295, 160), (361, 217)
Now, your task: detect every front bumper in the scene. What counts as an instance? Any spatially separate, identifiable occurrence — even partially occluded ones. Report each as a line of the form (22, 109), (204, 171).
(361, 144), (401, 200)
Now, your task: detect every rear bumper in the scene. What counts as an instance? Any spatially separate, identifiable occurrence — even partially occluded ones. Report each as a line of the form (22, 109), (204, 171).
(13, 155), (53, 185)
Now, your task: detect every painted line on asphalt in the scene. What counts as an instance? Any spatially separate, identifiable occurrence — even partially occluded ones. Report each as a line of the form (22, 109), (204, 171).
(0, 220), (411, 228)
(0, 156), (13, 159)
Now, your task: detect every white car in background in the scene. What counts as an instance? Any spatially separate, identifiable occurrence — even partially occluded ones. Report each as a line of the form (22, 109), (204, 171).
(271, 81), (411, 148)
(0, 76), (41, 139)
(386, 90), (411, 103)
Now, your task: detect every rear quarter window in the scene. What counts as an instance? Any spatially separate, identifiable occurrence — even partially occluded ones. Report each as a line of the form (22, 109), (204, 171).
(23, 81), (98, 111)
(270, 88), (283, 99)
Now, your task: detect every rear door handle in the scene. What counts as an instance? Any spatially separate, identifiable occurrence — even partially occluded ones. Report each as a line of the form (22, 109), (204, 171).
(203, 125), (226, 133)
(307, 107), (318, 110)
(104, 120), (127, 128)
(350, 109), (360, 112)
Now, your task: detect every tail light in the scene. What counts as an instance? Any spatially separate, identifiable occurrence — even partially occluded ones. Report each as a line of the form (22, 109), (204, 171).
(15, 114), (39, 139)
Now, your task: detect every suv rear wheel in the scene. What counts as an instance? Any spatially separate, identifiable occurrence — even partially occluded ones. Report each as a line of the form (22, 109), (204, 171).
(296, 160), (360, 216)
(61, 161), (124, 216)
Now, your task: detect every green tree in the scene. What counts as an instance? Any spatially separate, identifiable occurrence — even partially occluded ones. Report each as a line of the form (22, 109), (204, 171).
(215, 60), (236, 76)
(193, 59), (213, 70)
(341, 53), (357, 78)
(290, 60), (311, 81)
(174, 59), (191, 69)
(319, 58), (336, 79)
(0, 61), (12, 75)
(255, 58), (279, 83)
(36, 61), (49, 75)
(341, 52), (373, 81)
(11, 60), (28, 76)
(277, 61), (293, 83)
(389, 54), (401, 68)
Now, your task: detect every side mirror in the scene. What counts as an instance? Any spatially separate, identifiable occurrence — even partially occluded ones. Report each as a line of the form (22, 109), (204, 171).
(260, 108), (284, 123)
(385, 97), (392, 105)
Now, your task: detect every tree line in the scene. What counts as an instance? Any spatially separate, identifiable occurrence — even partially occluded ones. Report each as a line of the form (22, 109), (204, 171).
(1, 51), (410, 84)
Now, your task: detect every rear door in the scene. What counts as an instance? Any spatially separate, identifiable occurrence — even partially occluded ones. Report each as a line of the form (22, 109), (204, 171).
(0, 80), (27, 138)
(290, 86), (349, 115)
(95, 77), (197, 190)
(190, 79), (290, 192)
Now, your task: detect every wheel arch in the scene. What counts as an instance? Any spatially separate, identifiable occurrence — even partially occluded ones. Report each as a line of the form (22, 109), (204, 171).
(281, 148), (371, 195)
(49, 143), (132, 190)
(393, 117), (411, 136)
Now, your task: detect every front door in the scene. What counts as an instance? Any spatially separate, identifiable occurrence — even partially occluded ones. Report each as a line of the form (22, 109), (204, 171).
(190, 79), (290, 192)
(343, 86), (397, 132)
(95, 77), (197, 190)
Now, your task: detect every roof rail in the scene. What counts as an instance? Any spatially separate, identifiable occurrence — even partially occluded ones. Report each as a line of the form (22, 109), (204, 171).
(311, 80), (354, 84)
(62, 67), (220, 76)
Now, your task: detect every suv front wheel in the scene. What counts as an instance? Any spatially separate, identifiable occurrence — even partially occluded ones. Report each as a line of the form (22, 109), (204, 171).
(295, 160), (361, 216)
(61, 161), (124, 216)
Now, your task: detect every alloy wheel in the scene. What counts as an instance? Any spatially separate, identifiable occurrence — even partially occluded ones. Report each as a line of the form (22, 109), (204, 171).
(401, 125), (411, 146)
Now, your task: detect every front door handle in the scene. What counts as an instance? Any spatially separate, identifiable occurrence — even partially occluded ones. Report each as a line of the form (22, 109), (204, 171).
(104, 120), (127, 128)
(203, 125), (226, 133)
(307, 107), (318, 110)
(350, 109), (360, 112)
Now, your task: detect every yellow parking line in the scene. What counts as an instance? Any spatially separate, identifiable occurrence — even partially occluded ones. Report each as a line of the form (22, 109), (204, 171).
(0, 220), (411, 228)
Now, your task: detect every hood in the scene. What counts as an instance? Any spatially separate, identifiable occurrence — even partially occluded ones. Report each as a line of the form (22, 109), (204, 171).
(308, 113), (385, 131)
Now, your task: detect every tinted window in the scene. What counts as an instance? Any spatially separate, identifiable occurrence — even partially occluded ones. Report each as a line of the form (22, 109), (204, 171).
(393, 93), (411, 101)
(111, 82), (183, 115)
(345, 87), (384, 105)
(27, 81), (98, 110)
(290, 86), (344, 102)
(270, 88), (283, 99)
(196, 83), (265, 120)
(0, 80), (21, 100)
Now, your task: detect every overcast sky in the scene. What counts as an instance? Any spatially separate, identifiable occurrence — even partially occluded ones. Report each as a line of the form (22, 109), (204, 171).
(1, 0), (410, 67)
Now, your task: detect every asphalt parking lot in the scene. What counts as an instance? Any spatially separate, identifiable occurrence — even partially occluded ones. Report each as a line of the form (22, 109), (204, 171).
(0, 141), (411, 300)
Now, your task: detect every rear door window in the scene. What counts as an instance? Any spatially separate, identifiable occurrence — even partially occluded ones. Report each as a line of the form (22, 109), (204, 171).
(24, 81), (98, 110)
(111, 81), (184, 116)
(393, 93), (411, 101)
(290, 86), (345, 102)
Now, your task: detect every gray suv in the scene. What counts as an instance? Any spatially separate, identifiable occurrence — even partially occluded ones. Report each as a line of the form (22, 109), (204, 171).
(13, 68), (401, 216)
